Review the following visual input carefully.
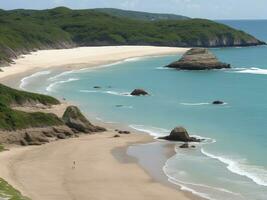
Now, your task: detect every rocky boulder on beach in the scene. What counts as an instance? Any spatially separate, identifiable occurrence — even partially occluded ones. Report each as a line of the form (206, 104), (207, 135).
(159, 127), (201, 142)
(130, 89), (149, 96)
(62, 106), (106, 133)
(166, 48), (231, 70)
(23, 131), (50, 146)
(0, 126), (74, 146)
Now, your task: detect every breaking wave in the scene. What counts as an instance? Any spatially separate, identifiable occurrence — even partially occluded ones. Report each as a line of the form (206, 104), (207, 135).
(79, 90), (132, 97)
(201, 149), (267, 187)
(231, 67), (267, 75)
(46, 78), (79, 92)
(180, 102), (210, 106)
(20, 71), (51, 89)
(129, 124), (170, 137)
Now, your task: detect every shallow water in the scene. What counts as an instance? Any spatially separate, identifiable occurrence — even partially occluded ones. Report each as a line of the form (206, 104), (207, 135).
(21, 21), (267, 200)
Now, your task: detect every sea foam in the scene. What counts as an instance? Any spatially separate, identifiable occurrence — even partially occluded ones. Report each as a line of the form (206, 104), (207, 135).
(48, 56), (149, 81)
(48, 70), (75, 80)
(166, 175), (242, 200)
(20, 70), (51, 89)
(79, 90), (132, 97)
(163, 150), (244, 200)
(232, 67), (267, 75)
(201, 148), (267, 187)
(180, 102), (210, 106)
(129, 124), (170, 137)
(46, 78), (79, 92)
(155, 66), (173, 70)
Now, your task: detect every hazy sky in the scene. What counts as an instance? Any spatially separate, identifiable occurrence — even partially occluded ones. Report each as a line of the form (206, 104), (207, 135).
(0, 0), (267, 19)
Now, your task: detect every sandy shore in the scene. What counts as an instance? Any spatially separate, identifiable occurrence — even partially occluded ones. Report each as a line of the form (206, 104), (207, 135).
(0, 46), (188, 85)
(0, 132), (195, 200)
(0, 46), (198, 200)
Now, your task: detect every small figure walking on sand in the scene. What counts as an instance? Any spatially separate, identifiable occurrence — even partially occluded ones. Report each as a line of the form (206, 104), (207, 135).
(72, 161), (76, 169)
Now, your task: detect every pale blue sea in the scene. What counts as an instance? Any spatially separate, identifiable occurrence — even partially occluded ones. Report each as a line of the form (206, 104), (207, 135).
(21, 20), (267, 200)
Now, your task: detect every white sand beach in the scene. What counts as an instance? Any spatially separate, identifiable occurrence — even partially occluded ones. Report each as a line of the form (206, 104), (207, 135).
(0, 46), (188, 82)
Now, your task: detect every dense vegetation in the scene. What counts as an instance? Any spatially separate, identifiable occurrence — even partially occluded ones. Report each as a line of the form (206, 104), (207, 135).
(0, 7), (264, 65)
(0, 84), (59, 106)
(93, 8), (189, 21)
(0, 83), (62, 131)
(0, 178), (30, 200)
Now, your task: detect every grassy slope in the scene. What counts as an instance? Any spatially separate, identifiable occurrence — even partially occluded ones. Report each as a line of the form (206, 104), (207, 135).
(0, 84), (59, 106)
(0, 7), (264, 65)
(0, 178), (30, 200)
(0, 83), (63, 131)
(0, 84), (60, 105)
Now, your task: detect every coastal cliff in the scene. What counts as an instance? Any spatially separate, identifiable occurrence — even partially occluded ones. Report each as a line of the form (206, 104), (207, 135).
(0, 7), (264, 66)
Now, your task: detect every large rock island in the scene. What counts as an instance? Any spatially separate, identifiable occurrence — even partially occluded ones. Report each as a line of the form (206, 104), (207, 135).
(166, 48), (231, 70)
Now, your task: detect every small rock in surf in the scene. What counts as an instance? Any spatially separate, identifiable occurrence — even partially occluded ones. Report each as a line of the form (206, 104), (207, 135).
(212, 100), (224, 105)
(159, 126), (202, 142)
(179, 143), (189, 148)
(130, 89), (149, 96)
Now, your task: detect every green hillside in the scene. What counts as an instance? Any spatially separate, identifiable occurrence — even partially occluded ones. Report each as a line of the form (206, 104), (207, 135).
(0, 178), (30, 200)
(0, 7), (264, 65)
(0, 83), (62, 131)
(93, 8), (189, 21)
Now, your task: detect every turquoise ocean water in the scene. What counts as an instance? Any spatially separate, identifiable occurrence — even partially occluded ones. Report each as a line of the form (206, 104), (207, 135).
(21, 21), (267, 200)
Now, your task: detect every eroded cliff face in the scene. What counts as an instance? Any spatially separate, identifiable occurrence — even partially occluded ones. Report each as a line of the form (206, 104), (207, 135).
(205, 37), (263, 47)
(176, 36), (264, 48)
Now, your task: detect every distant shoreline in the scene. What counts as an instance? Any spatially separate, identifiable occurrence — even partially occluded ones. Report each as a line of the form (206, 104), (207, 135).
(0, 46), (188, 86)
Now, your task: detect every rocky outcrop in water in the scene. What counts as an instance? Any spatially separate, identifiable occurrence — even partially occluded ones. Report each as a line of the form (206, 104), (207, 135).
(131, 89), (149, 96)
(159, 127), (201, 142)
(166, 48), (231, 70)
(62, 106), (106, 133)
(212, 100), (224, 105)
